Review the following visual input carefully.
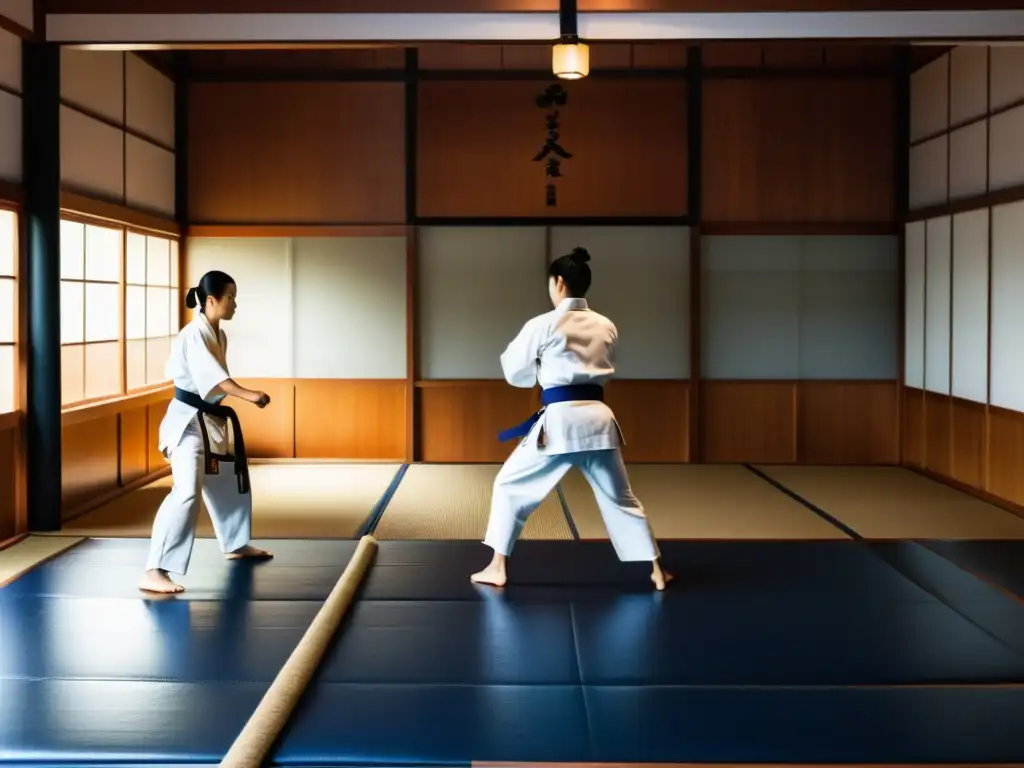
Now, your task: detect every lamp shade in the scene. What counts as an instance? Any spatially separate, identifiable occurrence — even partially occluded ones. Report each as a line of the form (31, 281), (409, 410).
(552, 41), (589, 79)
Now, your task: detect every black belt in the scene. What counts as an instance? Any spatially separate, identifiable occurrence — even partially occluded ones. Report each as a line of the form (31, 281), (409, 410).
(174, 387), (250, 495)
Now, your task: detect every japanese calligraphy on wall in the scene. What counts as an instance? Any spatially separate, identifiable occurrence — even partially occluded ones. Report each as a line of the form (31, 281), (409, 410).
(533, 84), (572, 207)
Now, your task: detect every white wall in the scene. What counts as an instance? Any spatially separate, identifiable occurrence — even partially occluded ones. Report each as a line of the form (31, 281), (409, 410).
(702, 235), (899, 380)
(417, 226), (548, 380)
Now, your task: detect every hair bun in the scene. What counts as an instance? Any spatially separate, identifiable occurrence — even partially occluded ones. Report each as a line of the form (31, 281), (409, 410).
(185, 287), (198, 309)
(571, 246), (591, 264)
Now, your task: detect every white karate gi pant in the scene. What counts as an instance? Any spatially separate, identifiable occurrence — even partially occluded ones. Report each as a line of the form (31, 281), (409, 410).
(145, 417), (253, 575)
(483, 441), (660, 562)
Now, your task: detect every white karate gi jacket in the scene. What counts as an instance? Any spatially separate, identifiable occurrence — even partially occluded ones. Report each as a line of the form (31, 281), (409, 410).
(500, 297), (624, 455)
(157, 313), (233, 458)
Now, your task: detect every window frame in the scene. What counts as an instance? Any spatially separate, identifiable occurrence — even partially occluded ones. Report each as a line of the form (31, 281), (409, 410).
(0, 199), (21, 421)
(124, 225), (183, 396)
(58, 210), (182, 411)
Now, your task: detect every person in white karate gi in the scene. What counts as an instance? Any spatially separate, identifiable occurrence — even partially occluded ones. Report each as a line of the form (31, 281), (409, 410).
(471, 246), (673, 591)
(138, 270), (273, 595)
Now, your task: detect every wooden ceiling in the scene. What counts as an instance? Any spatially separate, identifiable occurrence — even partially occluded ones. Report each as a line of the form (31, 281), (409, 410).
(43, 0), (1024, 12)
(138, 41), (948, 81)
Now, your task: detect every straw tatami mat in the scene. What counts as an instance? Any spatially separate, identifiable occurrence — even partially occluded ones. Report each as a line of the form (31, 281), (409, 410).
(753, 465), (1024, 539)
(0, 535), (85, 587)
(57, 463), (403, 539)
(373, 464), (572, 541)
(560, 464), (851, 540)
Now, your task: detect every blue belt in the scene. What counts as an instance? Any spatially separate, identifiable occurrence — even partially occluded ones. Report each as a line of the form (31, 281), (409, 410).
(498, 384), (604, 442)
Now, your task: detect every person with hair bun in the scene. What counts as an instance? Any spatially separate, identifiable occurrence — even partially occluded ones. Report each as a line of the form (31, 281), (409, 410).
(138, 270), (273, 595)
(471, 246), (672, 591)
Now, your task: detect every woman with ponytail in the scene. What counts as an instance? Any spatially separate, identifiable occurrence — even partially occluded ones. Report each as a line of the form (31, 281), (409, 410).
(472, 246), (672, 591)
(138, 270), (273, 594)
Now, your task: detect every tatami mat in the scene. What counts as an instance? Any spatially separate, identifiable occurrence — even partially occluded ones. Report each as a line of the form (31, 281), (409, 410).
(755, 466), (1024, 540)
(57, 463), (403, 539)
(373, 463), (572, 541)
(0, 535), (85, 587)
(559, 464), (850, 540)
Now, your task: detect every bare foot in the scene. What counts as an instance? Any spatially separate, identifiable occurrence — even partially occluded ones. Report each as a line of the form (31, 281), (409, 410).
(138, 569), (184, 594)
(470, 563), (507, 588)
(651, 570), (674, 591)
(225, 544), (273, 561)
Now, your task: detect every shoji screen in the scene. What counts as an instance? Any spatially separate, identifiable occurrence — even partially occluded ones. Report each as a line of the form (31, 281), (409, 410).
(924, 216), (952, 396)
(0, 29), (20, 183)
(904, 221), (926, 389)
(950, 209), (989, 404)
(991, 200), (1024, 412)
(909, 54), (949, 210)
(60, 51), (175, 217)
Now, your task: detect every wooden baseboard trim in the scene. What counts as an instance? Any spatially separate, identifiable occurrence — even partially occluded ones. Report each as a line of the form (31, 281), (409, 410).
(0, 532), (28, 552)
(906, 464), (1024, 522)
(61, 466), (171, 524)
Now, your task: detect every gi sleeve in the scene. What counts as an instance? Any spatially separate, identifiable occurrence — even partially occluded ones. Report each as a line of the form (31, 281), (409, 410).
(185, 328), (231, 400)
(500, 317), (544, 388)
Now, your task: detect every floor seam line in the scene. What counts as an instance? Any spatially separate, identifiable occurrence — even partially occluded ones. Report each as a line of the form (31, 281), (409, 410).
(569, 601), (595, 761)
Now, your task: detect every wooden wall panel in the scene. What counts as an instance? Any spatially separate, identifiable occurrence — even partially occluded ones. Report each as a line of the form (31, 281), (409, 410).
(701, 78), (895, 223)
(61, 415), (120, 515)
(988, 406), (1024, 507)
(700, 381), (796, 464)
(188, 82), (406, 224)
(119, 406), (149, 485)
(904, 395), (1024, 517)
(949, 397), (986, 490)
(294, 379), (406, 460)
(606, 380), (689, 463)
(416, 79), (688, 219)
(414, 381), (690, 465)
(903, 386), (925, 468)
(923, 391), (952, 477)
(797, 381), (898, 464)
(418, 381), (539, 464)
(0, 424), (16, 541)
(236, 378), (296, 459)
(700, 381), (899, 465)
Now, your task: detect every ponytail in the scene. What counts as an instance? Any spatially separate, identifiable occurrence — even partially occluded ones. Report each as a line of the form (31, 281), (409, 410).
(186, 270), (235, 314)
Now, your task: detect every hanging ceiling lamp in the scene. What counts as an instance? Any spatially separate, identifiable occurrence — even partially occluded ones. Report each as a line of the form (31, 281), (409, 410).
(552, 0), (589, 80)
